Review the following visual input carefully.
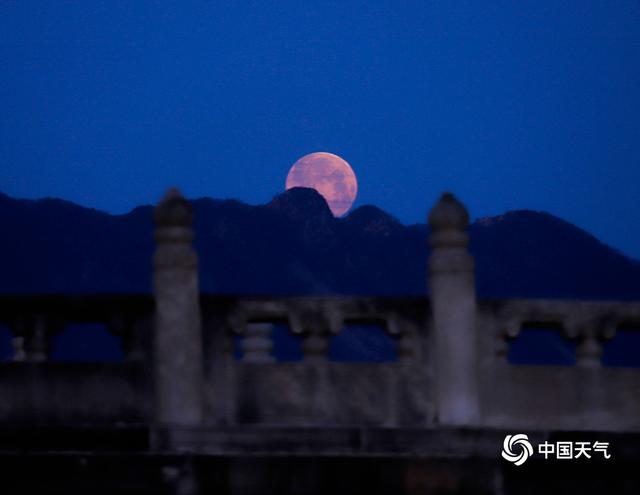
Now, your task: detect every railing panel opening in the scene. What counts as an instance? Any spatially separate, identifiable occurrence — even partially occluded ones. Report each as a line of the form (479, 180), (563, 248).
(602, 326), (640, 368)
(51, 323), (124, 362)
(272, 321), (303, 362)
(329, 320), (397, 362)
(0, 324), (13, 361)
(507, 323), (576, 365)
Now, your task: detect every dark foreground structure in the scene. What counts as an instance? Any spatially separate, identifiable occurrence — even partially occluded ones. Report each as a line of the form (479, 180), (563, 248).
(0, 190), (639, 494)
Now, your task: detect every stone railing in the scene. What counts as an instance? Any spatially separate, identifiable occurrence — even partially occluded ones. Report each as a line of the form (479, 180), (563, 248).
(151, 188), (640, 439)
(199, 295), (431, 428)
(0, 294), (153, 423)
(0, 188), (638, 456)
(478, 299), (640, 432)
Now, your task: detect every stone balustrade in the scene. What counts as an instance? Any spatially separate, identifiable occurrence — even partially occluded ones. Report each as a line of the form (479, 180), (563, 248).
(0, 294), (153, 362)
(0, 294), (154, 423)
(199, 295), (432, 428)
(478, 298), (640, 431)
(0, 189), (638, 457)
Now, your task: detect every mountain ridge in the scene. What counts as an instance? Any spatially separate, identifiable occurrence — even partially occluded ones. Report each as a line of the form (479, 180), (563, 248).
(1, 188), (639, 299)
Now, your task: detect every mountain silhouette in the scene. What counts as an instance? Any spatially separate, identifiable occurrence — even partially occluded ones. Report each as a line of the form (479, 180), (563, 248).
(0, 188), (639, 299)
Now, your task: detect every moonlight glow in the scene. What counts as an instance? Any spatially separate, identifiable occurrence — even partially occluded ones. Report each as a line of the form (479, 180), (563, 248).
(285, 152), (358, 217)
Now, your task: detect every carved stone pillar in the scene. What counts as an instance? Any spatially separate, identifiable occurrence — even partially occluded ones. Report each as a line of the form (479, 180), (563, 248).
(577, 330), (602, 368)
(153, 188), (204, 427)
(242, 322), (275, 363)
(428, 192), (480, 426)
(13, 314), (50, 363)
(110, 313), (147, 362)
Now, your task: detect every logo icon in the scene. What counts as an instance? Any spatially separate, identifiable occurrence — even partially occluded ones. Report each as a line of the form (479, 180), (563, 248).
(502, 434), (534, 466)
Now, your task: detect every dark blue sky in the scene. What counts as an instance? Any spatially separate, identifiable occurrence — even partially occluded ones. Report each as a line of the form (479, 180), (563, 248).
(1, 2), (639, 258)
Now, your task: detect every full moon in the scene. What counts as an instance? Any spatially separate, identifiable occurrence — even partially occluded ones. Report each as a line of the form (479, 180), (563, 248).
(285, 152), (358, 217)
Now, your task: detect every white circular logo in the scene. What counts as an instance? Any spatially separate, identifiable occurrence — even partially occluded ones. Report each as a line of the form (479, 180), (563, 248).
(502, 434), (534, 466)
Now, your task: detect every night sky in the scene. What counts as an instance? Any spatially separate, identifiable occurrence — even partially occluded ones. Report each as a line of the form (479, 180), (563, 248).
(1, 2), (639, 258)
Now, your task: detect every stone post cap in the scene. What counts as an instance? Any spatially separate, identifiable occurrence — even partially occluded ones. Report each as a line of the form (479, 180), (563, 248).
(155, 187), (193, 227)
(428, 192), (469, 232)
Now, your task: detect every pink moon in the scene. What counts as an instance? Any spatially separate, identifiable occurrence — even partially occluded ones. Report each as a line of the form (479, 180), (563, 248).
(285, 152), (358, 217)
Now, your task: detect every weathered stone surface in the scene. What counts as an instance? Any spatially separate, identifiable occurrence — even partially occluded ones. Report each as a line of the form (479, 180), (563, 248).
(154, 188), (204, 427)
(428, 192), (480, 426)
